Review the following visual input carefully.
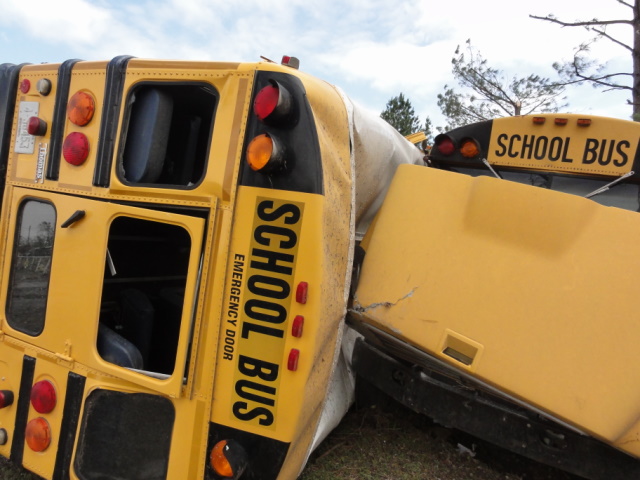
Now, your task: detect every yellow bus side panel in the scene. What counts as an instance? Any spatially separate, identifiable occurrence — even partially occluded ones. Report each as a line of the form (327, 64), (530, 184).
(488, 114), (639, 176)
(355, 164), (640, 454)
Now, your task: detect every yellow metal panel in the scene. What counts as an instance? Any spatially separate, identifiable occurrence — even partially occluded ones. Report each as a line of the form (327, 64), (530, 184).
(355, 164), (640, 453)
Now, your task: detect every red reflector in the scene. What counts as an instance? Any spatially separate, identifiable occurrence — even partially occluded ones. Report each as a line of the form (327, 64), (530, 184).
(253, 80), (292, 125)
(555, 118), (568, 126)
(0, 390), (14, 409)
(27, 116), (47, 136)
(20, 79), (31, 94)
(287, 349), (300, 371)
(25, 417), (51, 452)
(30, 380), (56, 414)
(63, 132), (90, 165)
(292, 315), (304, 337)
(254, 84), (280, 121)
(296, 282), (308, 304)
(436, 136), (455, 156)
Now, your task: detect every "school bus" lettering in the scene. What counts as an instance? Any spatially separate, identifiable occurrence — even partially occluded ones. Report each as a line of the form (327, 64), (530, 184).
(232, 198), (303, 428)
(495, 133), (630, 168)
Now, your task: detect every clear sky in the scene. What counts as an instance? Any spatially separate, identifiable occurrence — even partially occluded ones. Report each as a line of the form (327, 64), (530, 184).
(0, 0), (633, 128)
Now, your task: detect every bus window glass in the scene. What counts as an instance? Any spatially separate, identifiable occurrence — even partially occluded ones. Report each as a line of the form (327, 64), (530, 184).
(120, 83), (217, 187)
(97, 217), (191, 376)
(6, 200), (56, 336)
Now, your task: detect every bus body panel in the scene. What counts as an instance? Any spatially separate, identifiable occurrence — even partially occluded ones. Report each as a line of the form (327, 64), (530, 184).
(352, 164), (640, 455)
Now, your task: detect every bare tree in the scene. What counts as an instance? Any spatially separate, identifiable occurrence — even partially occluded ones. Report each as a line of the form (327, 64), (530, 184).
(435, 40), (566, 130)
(530, 0), (640, 120)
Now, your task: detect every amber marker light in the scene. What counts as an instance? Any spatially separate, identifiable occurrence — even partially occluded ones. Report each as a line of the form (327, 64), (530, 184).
(210, 439), (248, 479)
(246, 133), (286, 173)
(67, 91), (95, 126)
(459, 138), (480, 159)
(577, 118), (592, 127)
(25, 417), (51, 452)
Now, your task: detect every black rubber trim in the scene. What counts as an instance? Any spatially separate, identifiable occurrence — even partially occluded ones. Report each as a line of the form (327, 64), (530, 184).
(239, 71), (323, 195)
(93, 55), (134, 187)
(10, 355), (36, 464)
(0, 63), (27, 205)
(53, 372), (86, 480)
(46, 59), (82, 181)
(205, 422), (290, 480)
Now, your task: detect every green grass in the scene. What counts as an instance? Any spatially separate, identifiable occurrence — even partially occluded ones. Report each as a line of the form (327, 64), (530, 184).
(1, 401), (580, 480)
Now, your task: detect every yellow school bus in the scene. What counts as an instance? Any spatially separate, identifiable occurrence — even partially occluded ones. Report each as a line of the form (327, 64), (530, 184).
(0, 56), (422, 480)
(348, 114), (640, 479)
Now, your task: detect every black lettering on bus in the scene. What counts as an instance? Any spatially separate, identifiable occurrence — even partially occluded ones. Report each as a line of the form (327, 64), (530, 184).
(254, 224), (297, 249)
(238, 355), (279, 381)
(582, 139), (598, 164)
(232, 402), (274, 426)
(257, 201), (301, 225)
(495, 133), (508, 157)
(508, 134), (521, 158)
(241, 321), (284, 339)
(548, 137), (563, 161)
(244, 299), (287, 324)
(521, 135), (534, 159)
(534, 136), (548, 160)
(248, 275), (290, 300)
(250, 248), (294, 275)
(598, 140), (611, 166)
(235, 379), (276, 407)
(614, 140), (630, 167)
(562, 138), (573, 163)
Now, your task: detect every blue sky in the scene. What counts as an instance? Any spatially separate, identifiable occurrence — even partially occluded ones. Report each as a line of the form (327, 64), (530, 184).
(0, 0), (633, 128)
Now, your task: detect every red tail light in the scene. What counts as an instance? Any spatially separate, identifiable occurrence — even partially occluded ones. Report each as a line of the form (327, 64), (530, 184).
(253, 81), (292, 124)
(27, 116), (47, 136)
(0, 390), (14, 409)
(63, 132), (90, 165)
(30, 380), (56, 414)
(437, 137), (455, 156)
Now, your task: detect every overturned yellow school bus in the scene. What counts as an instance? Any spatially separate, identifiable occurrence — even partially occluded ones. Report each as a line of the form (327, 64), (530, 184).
(0, 56), (421, 480)
(348, 114), (640, 480)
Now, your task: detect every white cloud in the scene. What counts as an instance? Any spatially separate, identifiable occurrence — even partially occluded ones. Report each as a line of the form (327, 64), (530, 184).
(0, 0), (635, 125)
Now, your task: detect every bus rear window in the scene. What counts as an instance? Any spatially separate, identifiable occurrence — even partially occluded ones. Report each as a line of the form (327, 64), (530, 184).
(6, 200), (56, 336)
(120, 83), (217, 187)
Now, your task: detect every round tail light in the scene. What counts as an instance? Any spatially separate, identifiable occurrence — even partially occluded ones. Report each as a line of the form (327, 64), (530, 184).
(30, 380), (56, 413)
(25, 417), (51, 452)
(63, 132), (90, 165)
